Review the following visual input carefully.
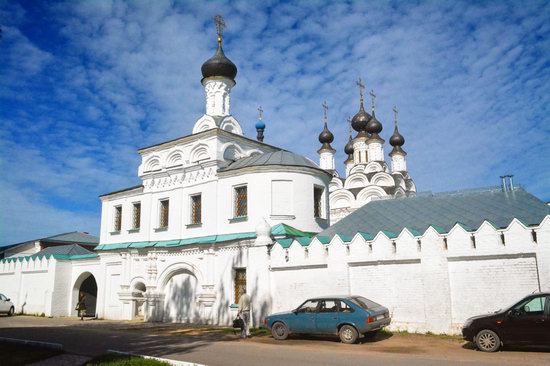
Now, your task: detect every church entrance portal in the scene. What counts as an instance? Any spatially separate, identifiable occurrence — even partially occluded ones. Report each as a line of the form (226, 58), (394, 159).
(163, 270), (199, 323)
(74, 273), (97, 317)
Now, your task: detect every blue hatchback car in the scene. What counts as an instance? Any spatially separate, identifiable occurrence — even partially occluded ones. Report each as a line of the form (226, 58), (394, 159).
(264, 295), (391, 344)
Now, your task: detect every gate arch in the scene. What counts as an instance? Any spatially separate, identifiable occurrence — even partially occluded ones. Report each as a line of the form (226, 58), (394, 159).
(72, 272), (98, 318)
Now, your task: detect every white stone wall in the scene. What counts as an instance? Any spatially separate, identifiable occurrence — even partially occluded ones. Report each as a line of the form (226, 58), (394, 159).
(267, 216), (550, 334)
(1, 215), (548, 335)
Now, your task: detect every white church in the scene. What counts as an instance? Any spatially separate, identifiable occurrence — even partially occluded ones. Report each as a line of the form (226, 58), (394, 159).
(1, 19), (549, 335)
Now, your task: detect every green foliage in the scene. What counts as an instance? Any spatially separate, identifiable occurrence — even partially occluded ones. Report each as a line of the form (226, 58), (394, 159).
(86, 354), (171, 366)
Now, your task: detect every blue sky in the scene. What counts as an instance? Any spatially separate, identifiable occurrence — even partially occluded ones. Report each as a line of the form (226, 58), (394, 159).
(1, 0), (549, 246)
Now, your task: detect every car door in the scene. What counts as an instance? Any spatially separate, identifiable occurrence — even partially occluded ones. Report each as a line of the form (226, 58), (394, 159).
(315, 299), (340, 334)
(500, 295), (548, 344)
(288, 299), (318, 333)
(0, 294), (7, 312)
(543, 295), (550, 345)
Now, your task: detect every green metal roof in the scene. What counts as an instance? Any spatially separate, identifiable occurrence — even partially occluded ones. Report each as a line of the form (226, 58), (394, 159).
(271, 223), (316, 238)
(96, 232), (258, 251)
(320, 187), (550, 238)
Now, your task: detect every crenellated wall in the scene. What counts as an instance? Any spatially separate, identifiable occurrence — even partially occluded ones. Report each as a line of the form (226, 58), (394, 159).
(267, 215), (550, 334)
(1, 215), (548, 334)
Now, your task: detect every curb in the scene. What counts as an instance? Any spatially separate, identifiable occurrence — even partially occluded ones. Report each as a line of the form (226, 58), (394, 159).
(108, 350), (206, 366)
(0, 336), (64, 351)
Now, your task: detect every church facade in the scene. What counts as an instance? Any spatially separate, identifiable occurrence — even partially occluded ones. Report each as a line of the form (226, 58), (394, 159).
(1, 20), (549, 335)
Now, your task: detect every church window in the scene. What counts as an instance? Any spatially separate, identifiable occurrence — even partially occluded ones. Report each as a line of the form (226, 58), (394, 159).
(191, 194), (202, 224)
(314, 186), (323, 218)
(113, 205), (122, 232)
(132, 202), (141, 230)
(234, 268), (246, 304)
(159, 199), (169, 228)
(234, 185), (247, 217)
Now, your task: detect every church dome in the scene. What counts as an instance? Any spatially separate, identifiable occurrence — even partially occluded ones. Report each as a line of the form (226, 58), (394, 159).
(366, 112), (383, 134)
(344, 137), (354, 155)
(255, 119), (266, 130)
(390, 125), (405, 146)
(201, 42), (237, 83)
(351, 104), (370, 132)
(319, 123), (334, 144)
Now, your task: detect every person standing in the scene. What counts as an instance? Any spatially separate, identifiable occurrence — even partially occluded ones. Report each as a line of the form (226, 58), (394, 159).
(238, 290), (251, 339)
(76, 293), (86, 320)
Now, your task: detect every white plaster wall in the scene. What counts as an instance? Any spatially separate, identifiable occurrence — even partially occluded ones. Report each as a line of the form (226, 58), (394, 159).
(2, 215), (548, 335)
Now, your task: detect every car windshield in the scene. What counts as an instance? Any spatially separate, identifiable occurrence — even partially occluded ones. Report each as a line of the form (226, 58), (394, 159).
(350, 296), (380, 310)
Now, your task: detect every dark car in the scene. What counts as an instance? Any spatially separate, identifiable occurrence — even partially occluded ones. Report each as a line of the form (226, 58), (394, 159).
(264, 295), (391, 344)
(462, 292), (550, 352)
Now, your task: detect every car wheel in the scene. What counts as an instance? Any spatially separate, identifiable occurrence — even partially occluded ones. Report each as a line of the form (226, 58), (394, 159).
(364, 330), (379, 339)
(271, 322), (289, 340)
(339, 325), (359, 344)
(475, 329), (500, 352)
(8, 307), (15, 316)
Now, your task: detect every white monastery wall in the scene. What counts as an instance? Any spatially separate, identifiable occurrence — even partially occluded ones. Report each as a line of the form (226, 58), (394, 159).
(267, 217), (550, 334)
(1, 216), (548, 335)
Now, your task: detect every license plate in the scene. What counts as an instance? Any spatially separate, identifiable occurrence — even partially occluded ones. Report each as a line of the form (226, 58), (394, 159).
(376, 315), (384, 320)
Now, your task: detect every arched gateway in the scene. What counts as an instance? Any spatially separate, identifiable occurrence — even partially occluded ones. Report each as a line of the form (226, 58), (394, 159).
(73, 272), (97, 318)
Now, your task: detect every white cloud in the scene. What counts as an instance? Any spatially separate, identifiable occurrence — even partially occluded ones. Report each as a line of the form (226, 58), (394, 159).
(1, 0), (549, 245)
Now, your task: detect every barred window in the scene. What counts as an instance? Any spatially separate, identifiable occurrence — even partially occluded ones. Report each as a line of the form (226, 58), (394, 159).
(234, 185), (247, 217)
(114, 206), (122, 232)
(132, 202), (141, 229)
(191, 194), (202, 224)
(159, 199), (169, 228)
(314, 186), (323, 218)
(234, 269), (246, 304)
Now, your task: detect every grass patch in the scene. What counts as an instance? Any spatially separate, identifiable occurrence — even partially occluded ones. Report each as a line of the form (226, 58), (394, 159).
(0, 342), (62, 366)
(86, 354), (171, 366)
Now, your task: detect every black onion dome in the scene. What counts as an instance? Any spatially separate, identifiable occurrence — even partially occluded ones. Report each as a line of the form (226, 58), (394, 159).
(366, 111), (383, 134)
(201, 42), (237, 82)
(351, 103), (371, 132)
(344, 137), (354, 155)
(319, 123), (334, 144)
(390, 125), (405, 146)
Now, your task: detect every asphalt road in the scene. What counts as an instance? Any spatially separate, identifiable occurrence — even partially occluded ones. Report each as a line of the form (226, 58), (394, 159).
(1, 316), (549, 366)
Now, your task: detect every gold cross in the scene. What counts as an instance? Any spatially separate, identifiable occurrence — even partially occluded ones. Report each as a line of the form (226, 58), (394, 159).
(214, 15), (225, 44)
(347, 116), (352, 137)
(322, 101), (329, 123)
(356, 77), (365, 102)
(369, 89), (376, 113)
(393, 106), (398, 127)
(257, 106), (264, 120)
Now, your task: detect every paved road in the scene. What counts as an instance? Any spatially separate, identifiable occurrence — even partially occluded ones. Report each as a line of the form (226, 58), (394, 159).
(1, 316), (549, 366)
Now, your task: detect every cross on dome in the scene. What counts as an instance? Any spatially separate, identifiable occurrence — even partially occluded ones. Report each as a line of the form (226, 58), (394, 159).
(258, 105), (264, 120)
(322, 101), (329, 123)
(393, 105), (399, 127)
(214, 15), (225, 45)
(370, 89), (376, 113)
(356, 77), (365, 104)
